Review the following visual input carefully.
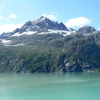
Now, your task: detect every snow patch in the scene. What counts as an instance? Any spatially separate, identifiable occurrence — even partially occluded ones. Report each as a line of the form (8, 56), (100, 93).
(13, 44), (24, 46)
(1, 39), (11, 44)
(11, 31), (37, 37)
(38, 29), (76, 36)
(9, 30), (76, 37)
(4, 44), (24, 46)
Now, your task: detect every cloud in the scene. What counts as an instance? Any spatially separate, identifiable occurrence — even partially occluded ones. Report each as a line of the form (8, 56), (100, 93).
(9, 14), (17, 19)
(98, 27), (100, 30)
(0, 5), (5, 11)
(0, 23), (23, 34)
(0, 16), (3, 20)
(65, 17), (91, 28)
(4, 18), (10, 21)
(42, 13), (58, 21)
(1, 5), (5, 7)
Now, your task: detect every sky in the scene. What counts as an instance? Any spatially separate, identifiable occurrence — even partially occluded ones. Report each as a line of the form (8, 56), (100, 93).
(0, 0), (100, 34)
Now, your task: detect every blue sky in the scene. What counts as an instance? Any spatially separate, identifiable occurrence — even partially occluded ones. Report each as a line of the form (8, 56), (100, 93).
(0, 0), (100, 33)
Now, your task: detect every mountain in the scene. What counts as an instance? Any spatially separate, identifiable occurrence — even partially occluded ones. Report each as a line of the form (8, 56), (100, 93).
(77, 26), (96, 34)
(0, 16), (100, 73)
(0, 16), (74, 38)
(0, 16), (76, 46)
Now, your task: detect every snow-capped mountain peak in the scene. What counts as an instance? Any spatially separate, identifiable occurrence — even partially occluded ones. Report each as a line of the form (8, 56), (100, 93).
(36, 16), (49, 22)
(0, 16), (75, 38)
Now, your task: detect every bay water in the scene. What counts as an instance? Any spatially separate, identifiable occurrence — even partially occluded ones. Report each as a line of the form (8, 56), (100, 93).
(0, 72), (100, 100)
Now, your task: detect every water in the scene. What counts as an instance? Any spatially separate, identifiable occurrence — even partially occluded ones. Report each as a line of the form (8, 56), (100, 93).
(0, 72), (100, 100)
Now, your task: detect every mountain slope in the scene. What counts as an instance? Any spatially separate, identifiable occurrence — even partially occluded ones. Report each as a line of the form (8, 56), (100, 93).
(0, 33), (100, 73)
(77, 26), (96, 34)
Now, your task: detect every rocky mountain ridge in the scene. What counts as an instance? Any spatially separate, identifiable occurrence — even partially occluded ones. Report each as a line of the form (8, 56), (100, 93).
(77, 26), (96, 34)
(0, 16), (97, 47)
(0, 16), (73, 38)
(0, 16), (97, 39)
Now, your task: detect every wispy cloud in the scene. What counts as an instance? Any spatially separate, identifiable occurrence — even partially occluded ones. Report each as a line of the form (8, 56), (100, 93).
(4, 18), (10, 21)
(42, 13), (58, 21)
(0, 14), (17, 21)
(98, 27), (100, 30)
(0, 23), (23, 34)
(65, 17), (91, 28)
(0, 15), (3, 20)
(9, 14), (17, 19)
(1, 5), (5, 7)
(0, 4), (5, 11)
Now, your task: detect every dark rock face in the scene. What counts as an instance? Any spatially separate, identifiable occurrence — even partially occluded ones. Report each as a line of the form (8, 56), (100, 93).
(13, 28), (20, 33)
(17, 16), (69, 33)
(58, 22), (69, 31)
(0, 32), (10, 38)
(64, 59), (97, 72)
(77, 26), (96, 34)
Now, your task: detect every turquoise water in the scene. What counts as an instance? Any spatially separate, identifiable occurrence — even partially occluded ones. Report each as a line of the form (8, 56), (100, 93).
(0, 72), (100, 100)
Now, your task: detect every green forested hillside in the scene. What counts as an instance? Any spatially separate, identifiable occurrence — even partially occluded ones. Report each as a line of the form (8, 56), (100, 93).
(0, 32), (100, 73)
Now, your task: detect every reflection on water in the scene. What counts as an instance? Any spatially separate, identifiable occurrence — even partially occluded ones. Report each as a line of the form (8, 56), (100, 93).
(0, 72), (100, 100)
